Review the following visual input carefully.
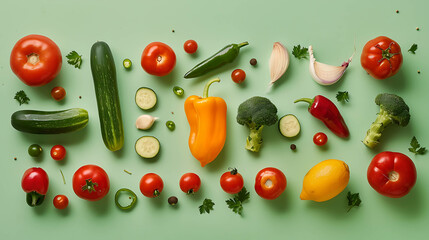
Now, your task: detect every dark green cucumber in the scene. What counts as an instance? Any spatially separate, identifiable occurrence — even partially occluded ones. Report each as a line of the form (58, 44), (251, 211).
(11, 108), (89, 134)
(90, 41), (124, 151)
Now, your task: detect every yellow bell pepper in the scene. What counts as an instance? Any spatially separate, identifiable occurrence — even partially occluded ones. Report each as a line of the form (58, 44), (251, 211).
(185, 78), (227, 167)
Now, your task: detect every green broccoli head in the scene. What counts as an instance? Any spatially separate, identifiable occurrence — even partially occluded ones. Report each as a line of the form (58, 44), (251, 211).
(363, 93), (410, 148)
(237, 96), (278, 152)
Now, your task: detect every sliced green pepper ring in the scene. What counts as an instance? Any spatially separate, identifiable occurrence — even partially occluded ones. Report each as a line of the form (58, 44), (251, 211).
(115, 188), (137, 210)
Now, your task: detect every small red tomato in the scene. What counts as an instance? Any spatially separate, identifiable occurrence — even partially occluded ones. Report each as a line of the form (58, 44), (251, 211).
(313, 132), (328, 146)
(367, 151), (417, 198)
(10, 34), (62, 87)
(140, 173), (164, 198)
(72, 164), (110, 201)
(53, 195), (69, 209)
(179, 173), (201, 194)
(231, 69), (246, 83)
(50, 145), (66, 161)
(255, 167), (287, 200)
(361, 36), (403, 80)
(184, 40), (198, 54)
(21, 167), (49, 206)
(220, 168), (244, 194)
(51, 86), (66, 101)
(141, 42), (176, 76)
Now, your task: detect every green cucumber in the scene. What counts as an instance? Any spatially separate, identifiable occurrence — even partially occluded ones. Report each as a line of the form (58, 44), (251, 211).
(278, 114), (300, 138)
(11, 108), (89, 134)
(90, 41), (124, 151)
(135, 87), (157, 110)
(135, 136), (160, 159)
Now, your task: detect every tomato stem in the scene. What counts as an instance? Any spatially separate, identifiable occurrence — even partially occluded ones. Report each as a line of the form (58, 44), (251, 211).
(153, 189), (160, 197)
(375, 42), (399, 69)
(82, 179), (98, 193)
(27, 53), (40, 65)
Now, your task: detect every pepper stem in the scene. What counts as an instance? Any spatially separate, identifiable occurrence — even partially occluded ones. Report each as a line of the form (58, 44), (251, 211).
(238, 42), (249, 48)
(294, 98), (314, 110)
(203, 78), (220, 98)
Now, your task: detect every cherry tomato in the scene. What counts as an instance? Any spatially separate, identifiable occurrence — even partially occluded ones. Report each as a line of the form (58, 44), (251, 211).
(140, 173), (164, 198)
(179, 173), (201, 194)
(313, 132), (328, 146)
(53, 195), (69, 209)
(21, 167), (49, 206)
(51, 86), (66, 101)
(10, 34), (62, 86)
(72, 165), (110, 201)
(231, 69), (246, 83)
(50, 145), (66, 161)
(220, 168), (244, 194)
(367, 151), (417, 198)
(184, 40), (198, 54)
(28, 144), (43, 157)
(254, 167), (287, 200)
(141, 42), (176, 76)
(361, 36), (403, 80)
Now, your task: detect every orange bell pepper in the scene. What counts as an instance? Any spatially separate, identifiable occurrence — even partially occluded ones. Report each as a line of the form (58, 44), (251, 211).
(185, 78), (227, 167)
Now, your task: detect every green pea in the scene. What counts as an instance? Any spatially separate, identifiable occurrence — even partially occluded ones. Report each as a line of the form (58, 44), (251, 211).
(28, 144), (43, 157)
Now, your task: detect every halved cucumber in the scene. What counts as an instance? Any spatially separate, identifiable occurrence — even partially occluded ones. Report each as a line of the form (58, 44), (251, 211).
(135, 87), (157, 110)
(135, 136), (160, 158)
(278, 114), (300, 138)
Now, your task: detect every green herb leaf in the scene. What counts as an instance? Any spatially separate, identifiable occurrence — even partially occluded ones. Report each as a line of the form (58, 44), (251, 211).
(408, 44), (418, 54)
(409, 136), (427, 155)
(292, 45), (308, 59)
(199, 198), (215, 214)
(336, 91), (349, 103)
(14, 90), (30, 105)
(226, 187), (250, 216)
(346, 191), (361, 212)
(66, 51), (82, 69)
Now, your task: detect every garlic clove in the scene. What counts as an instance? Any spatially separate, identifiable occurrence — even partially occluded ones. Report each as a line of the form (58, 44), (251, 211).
(269, 42), (290, 85)
(309, 45), (353, 85)
(136, 115), (158, 130)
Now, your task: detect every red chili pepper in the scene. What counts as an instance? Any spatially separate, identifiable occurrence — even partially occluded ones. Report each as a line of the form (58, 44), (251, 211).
(295, 95), (349, 138)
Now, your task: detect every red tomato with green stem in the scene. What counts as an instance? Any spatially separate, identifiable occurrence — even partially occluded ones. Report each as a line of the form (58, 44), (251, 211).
(10, 34), (62, 86)
(184, 40), (198, 54)
(141, 42), (176, 76)
(50, 145), (66, 161)
(140, 173), (164, 198)
(367, 151), (416, 198)
(53, 195), (69, 209)
(361, 36), (402, 80)
(72, 165), (110, 201)
(254, 167), (287, 200)
(21, 167), (49, 206)
(220, 168), (244, 194)
(313, 132), (328, 146)
(179, 173), (201, 194)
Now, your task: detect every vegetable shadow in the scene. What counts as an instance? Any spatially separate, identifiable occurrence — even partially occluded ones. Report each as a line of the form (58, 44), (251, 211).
(263, 189), (291, 213)
(304, 191), (350, 219)
(84, 195), (111, 216)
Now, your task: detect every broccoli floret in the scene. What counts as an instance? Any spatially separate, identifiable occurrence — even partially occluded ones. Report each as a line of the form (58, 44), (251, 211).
(363, 93), (410, 148)
(236, 96), (278, 152)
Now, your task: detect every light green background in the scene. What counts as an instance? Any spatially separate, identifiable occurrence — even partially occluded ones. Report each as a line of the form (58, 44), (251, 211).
(1, 0), (428, 239)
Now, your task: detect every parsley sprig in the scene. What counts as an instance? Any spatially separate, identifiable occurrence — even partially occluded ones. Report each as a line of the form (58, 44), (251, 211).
(226, 187), (250, 216)
(199, 198), (215, 214)
(336, 91), (349, 103)
(292, 45), (309, 59)
(408, 44), (418, 54)
(346, 191), (361, 212)
(66, 51), (82, 69)
(409, 136), (426, 155)
(14, 90), (30, 105)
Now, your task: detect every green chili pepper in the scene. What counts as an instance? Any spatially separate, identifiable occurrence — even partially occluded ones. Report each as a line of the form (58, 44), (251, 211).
(123, 59), (132, 69)
(184, 41), (249, 79)
(173, 86), (184, 96)
(115, 188), (137, 210)
(166, 121), (175, 131)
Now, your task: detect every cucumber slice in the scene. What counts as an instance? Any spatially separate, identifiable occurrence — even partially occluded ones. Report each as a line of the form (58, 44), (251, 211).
(135, 87), (157, 110)
(135, 136), (160, 158)
(278, 114), (300, 138)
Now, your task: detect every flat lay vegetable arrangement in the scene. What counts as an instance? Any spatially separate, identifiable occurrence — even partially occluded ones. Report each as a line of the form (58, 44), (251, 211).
(3, 3), (428, 238)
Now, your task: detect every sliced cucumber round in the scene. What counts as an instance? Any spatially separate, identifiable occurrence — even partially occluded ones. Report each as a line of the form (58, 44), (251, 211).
(278, 114), (300, 138)
(135, 87), (157, 110)
(135, 136), (160, 158)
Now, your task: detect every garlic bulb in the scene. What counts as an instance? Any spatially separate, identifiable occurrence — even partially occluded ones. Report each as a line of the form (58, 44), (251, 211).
(136, 115), (158, 130)
(269, 42), (290, 85)
(309, 45), (353, 85)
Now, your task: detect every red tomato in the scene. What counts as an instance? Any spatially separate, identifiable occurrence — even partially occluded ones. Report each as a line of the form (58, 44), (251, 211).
(21, 167), (49, 206)
(50, 145), (66, 161)
(231, 69), (246, 83)
(361, 36), (402, 80)
(140, 173), (164, 198)
(72, 165), (110, 201)
(53, 195), (69, 209)
(51, 86), (66, 101)
(220, 168), (244, 194)
(179, 173), (201, 194)
(313, 132), (328, 146)
(10, 34), (62, 86)
(367, 151), (417, 198)
(141, 42), (176, 76)
(254, 167), (287, 200)
(184, 40), (198, 54)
